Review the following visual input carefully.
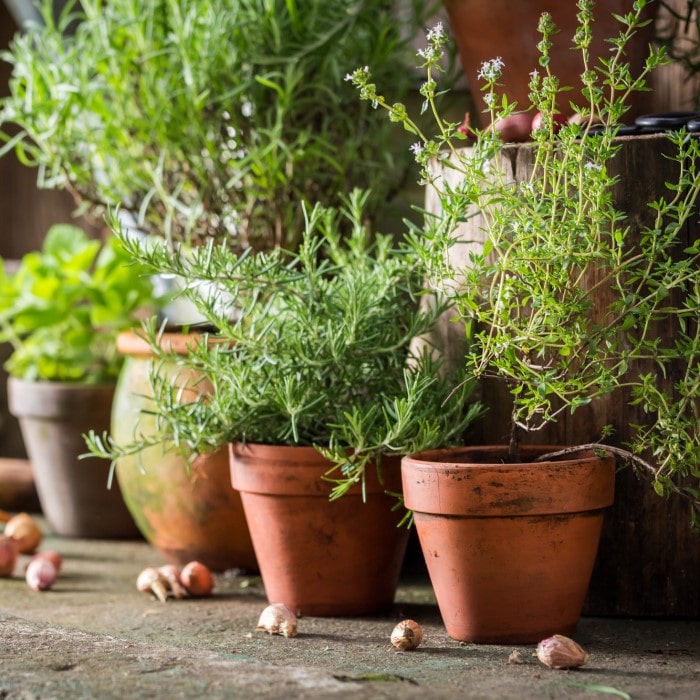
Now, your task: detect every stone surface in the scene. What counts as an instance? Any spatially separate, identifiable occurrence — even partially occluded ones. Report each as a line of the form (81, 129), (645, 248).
(0, 524), (698, 699)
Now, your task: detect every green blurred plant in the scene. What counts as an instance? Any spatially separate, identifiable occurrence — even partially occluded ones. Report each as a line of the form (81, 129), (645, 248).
(0, 0), (423, 251)
(0, 225), (158, 382)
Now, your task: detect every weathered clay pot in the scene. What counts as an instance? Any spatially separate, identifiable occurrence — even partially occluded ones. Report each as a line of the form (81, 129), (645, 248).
(111, 331), (256, 572)
(402, 445), (615, 643)
(230, 443), (409, 616)
(7, 377), (139, 538)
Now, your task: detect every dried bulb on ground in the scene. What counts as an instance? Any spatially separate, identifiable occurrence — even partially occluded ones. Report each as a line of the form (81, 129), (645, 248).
(256, 603), (298, 638)
(34, 550), (63, 574)
(536, 634), (589, 669)
(180, 561), (214, 597)
(0, 535), (18, 577)
(4, 512), (42, 553)
(390, 620), (423, 651)
(26, 556), (57, 591)
(157, 564), (187, 599)
(136, 567), (170, 603)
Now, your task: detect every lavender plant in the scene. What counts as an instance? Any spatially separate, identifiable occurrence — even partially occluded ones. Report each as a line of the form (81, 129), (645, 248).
(349, 0), (700, 525)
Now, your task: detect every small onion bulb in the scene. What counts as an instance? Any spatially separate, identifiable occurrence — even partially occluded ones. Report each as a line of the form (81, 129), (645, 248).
(179, 561), (214, 597)
(26, 556), (57, 591)
(4, 512), (42, 554)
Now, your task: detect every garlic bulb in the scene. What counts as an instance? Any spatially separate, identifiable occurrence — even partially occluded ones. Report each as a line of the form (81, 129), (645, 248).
(390, 619), (423, 651)
(536, 634), (589, 669)
(136, 567), (170, 603)
(256, 603), (298, 638)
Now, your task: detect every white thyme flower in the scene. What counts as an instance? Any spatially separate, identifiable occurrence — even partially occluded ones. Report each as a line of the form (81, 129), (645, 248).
(483, 92), (497, 107)
(410, 142), (424, 157)
(426, 22), (444, 42)
(478, 57), (505, 81)
(584, 161), (603, 171)
(417, 46), (436, 60)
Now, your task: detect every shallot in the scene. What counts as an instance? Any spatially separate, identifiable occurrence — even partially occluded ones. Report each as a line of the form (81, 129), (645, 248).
(536, 634), (589, 669)
(136, 567), (170, 603)
(3, 512), (42, 553)
(0, 535), (18, 577)
(34, 550), (63, 574)
(256, 603), (298, 638)
(26, 556), (57, 591)
(390, 619), (423, 651)
(180, 561), (214, 597)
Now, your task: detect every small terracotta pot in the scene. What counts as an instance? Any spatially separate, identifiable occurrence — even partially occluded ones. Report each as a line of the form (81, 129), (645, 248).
(112, 330), (257, 572)
(7, 377), (139, 538)
(230, 443), (409, 616)
(402, 446), (615, 643)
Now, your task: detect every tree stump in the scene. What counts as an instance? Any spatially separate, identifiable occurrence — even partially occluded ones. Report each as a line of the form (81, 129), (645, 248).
(425, 134), (700, 617)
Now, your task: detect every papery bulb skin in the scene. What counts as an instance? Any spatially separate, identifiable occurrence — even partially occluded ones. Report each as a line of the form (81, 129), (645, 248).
(390, 619), (423, 651)
(536, 634), (589, 669)
(256, 603), (298, 638)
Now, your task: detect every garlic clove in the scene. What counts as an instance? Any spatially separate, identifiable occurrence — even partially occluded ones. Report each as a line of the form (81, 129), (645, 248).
(536, 634), (590, 669)
(180, 561), (214, 597)
(158, 564), (188, 599)
(26, 556), (57, 591)
(136, 567), (170, 603)
(390, 619), (423, 651)
(256, 603), (298, 638)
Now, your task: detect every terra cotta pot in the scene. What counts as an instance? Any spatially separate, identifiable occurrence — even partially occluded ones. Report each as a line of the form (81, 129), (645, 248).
(230, 442), (409, 616)
(111, 330), (257, 571)
(8, 377), (139, 538)
(402, 445), (615, 643)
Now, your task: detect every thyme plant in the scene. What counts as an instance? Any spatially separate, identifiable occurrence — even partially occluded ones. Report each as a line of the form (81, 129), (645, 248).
(86, 191), (482, 499)
(350, 0), (700, 524)
(0, 0), (421, 250)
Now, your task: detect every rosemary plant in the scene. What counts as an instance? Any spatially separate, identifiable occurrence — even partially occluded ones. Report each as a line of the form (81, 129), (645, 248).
(0, 0), (421, 250)
(86, 191), (482, 499)
(350, 0), (700, 524)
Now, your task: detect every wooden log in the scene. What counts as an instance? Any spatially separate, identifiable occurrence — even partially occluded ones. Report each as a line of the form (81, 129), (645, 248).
(425, 134), (700, 617)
